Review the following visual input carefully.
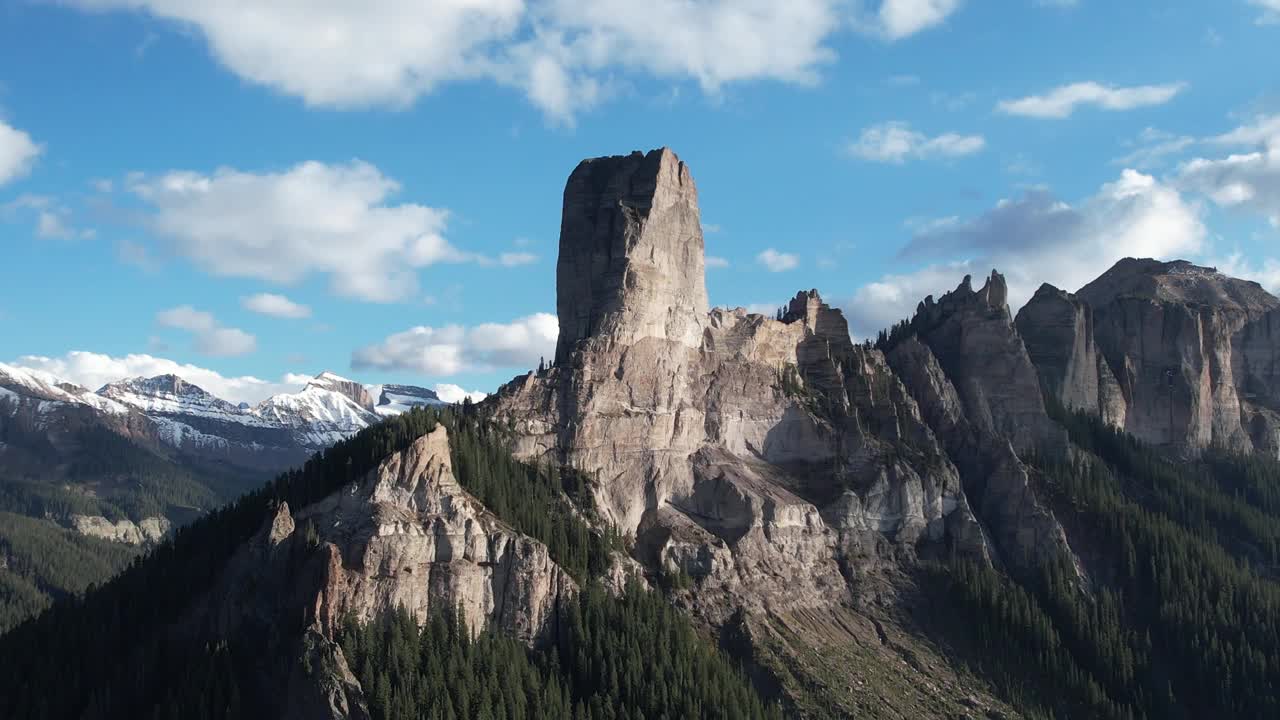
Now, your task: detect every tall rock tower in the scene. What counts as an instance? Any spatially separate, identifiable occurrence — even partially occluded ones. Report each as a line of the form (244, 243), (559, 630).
(554, 148), (708, 364)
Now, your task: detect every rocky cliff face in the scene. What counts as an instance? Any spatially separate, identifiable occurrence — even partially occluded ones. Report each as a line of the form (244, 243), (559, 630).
(1015, 284), (1127, 428)
(554, 148), (708, 363)
(1018, 258), (1280, 459)
(486, 149), (1061, 625)
(482, 148), (1093, 713)
(884, 275), (1074, 573)
(206, 425), (574, 718)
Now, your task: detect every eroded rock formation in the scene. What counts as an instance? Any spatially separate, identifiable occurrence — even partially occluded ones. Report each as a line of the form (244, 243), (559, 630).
(486, 149), (1078, 629)
(1018, 258), (1280, 459)
(204, 425), (574, 718)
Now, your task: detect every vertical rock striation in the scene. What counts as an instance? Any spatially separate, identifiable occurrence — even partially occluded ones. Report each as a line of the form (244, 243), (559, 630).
(555, 148), (708, 364)
(1072, 258), (1280, 457)
(1016, 284), (1127, 428)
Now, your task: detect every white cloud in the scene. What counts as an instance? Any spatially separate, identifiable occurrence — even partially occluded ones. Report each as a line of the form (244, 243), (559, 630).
(67, 0), (846, 121)
(156, 305), (258, 357)
(0, 121), (41, 186)
(847, 121), (984, 163)
(498, 251), (538, 267)
(126, 160), (466, 302)
(434, 383), (489, 403)
(844, 170), (1206, 337)
(352, 312), (558, 375)
(866, 0), (962, 40)
(1250, 0), (1280, 24)
(2, 194), (93, 240)
(1178, 114), (1280, 227)
(997, 81), (1186, 119)
(11, 351), (303, 405)
(242, 292), (311, 319)
(1209, 114), (1280, 147)
(1114, 127), (1196, 169)
(1213, 252), (1280, 294)
(757, 249), (799, 272)
(706, 255), (730, 268)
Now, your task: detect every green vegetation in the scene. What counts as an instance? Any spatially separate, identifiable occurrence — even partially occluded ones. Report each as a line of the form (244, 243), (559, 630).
(0, 406), (778, 719)
(0, 511), (139, 633)
(0, 401), (272, 629)
(448, 410), (622, 581)
(340, 581), (779, 720)
(932, 402), (1280, 720)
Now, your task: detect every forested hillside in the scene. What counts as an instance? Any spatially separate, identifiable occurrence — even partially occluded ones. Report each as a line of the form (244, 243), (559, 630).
(926, 402), (1280, 720)
(0, 400), (268, 631)
(0, 406), (779, 719)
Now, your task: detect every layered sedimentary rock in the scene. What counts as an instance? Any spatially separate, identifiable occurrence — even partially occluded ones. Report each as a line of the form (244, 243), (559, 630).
(1065, 258), (1280, 457)
(1015, 284), (1126, 428)
(884, 277), (1073, 573)
(908, 272), (1062, 454)
(194, 425), (574, 718)
(554, 148), (708, 363)
(489, 149), (1012, 630)
(214, 426), (574, 650)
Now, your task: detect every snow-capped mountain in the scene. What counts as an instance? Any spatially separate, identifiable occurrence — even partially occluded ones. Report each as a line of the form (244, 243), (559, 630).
(1, 364), (448, 474)
(305, 371), (376, 410)
(0, 361), (128, 416)
(252, 375), (379, 450)
(371, 383), (444, 416)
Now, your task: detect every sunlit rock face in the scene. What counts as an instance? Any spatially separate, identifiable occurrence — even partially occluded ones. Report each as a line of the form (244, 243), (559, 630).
(489, 148), (998, 625)
(555, 148), (708, 364)
(207, 426), (576, 719)
(1067, 258), (1280, 458)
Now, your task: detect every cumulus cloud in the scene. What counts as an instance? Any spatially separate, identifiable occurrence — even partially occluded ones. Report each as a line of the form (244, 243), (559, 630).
(352, 312), (557, 376)
(11, 351), (303, 405)
(66, 0), (855, 120)
(156, 305), (258, 357)
(1178, 114), (1280, 227)
(847, 121), (984, 163)
(863, 0), (962, 40)
(0, 121), (41, 186)
(997, 81), (1186, 119)
(242, 292), (311, 319)
(434, 383), (489, 403)
(1250, 0), (1280, 24)
(757, 249), (799, 272)
(843, 170), (1206, 337)
(126, 160), (467, 302)
(706, 255), (730, 268)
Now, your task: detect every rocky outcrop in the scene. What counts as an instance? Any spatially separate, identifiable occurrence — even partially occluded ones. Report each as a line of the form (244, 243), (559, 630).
(909, 272), (1063, 455)
(204, 425), (575, 717)
(1015, 284), (1126, 428)
(554, 148), (708, 363)
(306, 372), (376, 411)
(489, 149), (997, 630)
(68, 514), (171, 545)
(1073, 258), (1280, 457)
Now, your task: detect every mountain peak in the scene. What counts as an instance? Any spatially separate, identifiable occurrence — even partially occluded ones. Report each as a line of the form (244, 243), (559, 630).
(554, 147), (708, 363)
(1078, 257), (1279, 315)
(304, 370), (373, 410)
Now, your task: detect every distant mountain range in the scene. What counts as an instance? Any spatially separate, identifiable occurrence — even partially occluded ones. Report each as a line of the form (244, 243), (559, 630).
(0, 365), (449, 628)
(1, 367), (445, 474)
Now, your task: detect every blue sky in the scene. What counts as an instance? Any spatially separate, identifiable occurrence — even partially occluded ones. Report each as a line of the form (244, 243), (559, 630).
(1, 0), (1278, 403)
